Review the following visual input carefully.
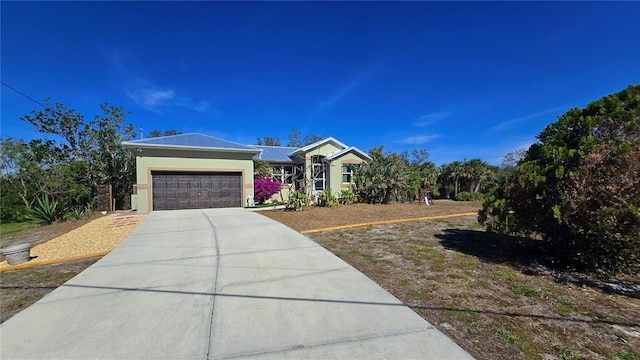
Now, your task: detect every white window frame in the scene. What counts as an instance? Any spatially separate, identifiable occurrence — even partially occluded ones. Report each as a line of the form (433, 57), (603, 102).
(272, 165), (294, 185)
(342, 163), (359, 184)
(311, 156), (326, 191)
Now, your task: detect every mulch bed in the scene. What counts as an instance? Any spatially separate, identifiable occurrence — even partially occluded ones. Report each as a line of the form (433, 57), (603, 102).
(261, 200), (481, 231)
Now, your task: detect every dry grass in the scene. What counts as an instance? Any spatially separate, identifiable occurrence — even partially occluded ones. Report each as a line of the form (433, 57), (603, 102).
(264, 203), (640, 360)
(1, 257), (101, 323)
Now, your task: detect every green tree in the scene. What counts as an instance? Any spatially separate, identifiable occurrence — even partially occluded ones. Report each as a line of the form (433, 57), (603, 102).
(462, 159), (496, 193)
(253, 159), (273, 179)
(20, 101), (136, 210)
(479, 85), (640, 276)
(439, 161), (465, 198)
(398, 149), (439, 201)
(353, 146), (409, 204)
(0, 137), (93, 218)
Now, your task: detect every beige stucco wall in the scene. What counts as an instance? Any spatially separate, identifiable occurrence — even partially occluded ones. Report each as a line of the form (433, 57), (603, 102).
(328, 152), (366, 194)
(133, 148), (254, 213)
(300, 143), (343, 194)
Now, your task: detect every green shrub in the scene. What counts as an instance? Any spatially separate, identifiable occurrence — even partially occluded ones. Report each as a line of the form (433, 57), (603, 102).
(65, 207), (86, 221)
(479, 85), (640, 276)
(317, 189), (338, 207)
(286, 190), (311, 211)
(28, 194), (63, 225)
(455, 191), (485, 201)
(338, 188), (357, 205)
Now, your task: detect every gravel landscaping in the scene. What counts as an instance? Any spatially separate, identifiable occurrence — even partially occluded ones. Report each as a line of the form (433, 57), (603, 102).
(0, 213), (146, 270)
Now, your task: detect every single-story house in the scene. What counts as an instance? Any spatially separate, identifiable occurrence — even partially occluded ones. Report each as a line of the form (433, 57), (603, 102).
(123, 133), (370, 213)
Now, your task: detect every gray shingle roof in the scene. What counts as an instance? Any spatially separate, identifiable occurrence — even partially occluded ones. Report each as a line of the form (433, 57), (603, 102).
(123, 133), (258, 152)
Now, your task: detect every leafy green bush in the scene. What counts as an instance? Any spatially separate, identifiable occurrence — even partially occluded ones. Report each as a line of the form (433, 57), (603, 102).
(65, 207), (86, 221)
(338, 188), (357, 205)
(28, 194), (63, 225)
(455, 191), (485, 201)
(479, 85), (640, 277)
(285, 190), (311, 211)
(353, 147), (409, 204)
(317, 189), (338, 207)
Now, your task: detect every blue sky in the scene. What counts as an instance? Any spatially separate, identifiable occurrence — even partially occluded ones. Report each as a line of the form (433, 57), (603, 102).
(2, 2), (639, 165)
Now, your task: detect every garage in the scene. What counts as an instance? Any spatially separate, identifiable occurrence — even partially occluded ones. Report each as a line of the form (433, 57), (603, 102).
(124, 133), (260, 213)
(152, 172), (242, 210)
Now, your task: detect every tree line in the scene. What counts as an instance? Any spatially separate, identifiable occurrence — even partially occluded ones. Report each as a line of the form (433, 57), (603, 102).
(256, 129), (323, 147)
(1, 101), (136, 222)
(351, 147), (505, 204)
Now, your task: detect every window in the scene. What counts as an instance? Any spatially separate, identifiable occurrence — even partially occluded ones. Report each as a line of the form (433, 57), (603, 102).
(342, 164), (358, 183)
(272, 165), (294, 185)
(312, 155), (326, 191)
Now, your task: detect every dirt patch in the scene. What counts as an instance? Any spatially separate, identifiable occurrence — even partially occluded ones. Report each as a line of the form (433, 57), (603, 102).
(261, 200), (481, 231)
(0, 257), (101, 323)
(303, 217), (640, 360)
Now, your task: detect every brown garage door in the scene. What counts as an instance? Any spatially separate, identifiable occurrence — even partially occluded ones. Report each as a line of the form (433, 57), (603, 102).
(152, 172), (242, 210)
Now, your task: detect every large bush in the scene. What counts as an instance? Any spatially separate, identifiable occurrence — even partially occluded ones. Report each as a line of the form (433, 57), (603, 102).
(479, 85), (640, 276)
(455, 191), (485, 201)
(353, 146), (409, 204)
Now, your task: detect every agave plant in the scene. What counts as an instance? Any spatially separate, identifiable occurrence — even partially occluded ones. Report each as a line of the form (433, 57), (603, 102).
(28, 194), (63, 225)
(65, 207), (86, 221)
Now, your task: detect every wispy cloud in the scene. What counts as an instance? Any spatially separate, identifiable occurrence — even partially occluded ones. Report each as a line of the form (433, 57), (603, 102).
(104, 49), (211, 114)
(127, 88), (175, 112)
(312, 61), (385, 116)
(396, 134), (441, 145)
(127, 86), (210, 113)
(174, 98), (210, 112)
(413, 111), (450, 127)
(490, 104), (571, 132)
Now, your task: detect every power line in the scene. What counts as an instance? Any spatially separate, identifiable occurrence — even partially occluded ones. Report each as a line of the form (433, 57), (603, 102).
(1, 81), (47, 107)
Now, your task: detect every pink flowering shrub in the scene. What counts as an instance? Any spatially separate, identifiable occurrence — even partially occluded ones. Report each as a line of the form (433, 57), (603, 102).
(254, 177), (281, 204)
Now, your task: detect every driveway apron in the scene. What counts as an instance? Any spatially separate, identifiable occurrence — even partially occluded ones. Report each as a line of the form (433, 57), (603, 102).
(0, 208), (473, 359)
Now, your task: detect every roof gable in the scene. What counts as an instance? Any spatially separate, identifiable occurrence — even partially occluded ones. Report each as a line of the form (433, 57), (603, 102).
(288, 137), (349, 156)
(326, 146), (372, 161)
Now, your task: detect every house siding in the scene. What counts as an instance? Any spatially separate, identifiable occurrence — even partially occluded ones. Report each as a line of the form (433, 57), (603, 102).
(301, 143), (343, 193)
(329, 153), (366, 193)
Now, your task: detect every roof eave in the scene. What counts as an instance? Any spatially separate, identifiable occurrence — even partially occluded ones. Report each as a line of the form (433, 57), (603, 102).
(123, 142), (261, 155)
(326, 147), (372, 161)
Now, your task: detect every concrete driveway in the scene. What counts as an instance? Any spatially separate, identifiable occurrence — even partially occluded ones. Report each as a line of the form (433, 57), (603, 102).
(0, 208), (473, 359)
